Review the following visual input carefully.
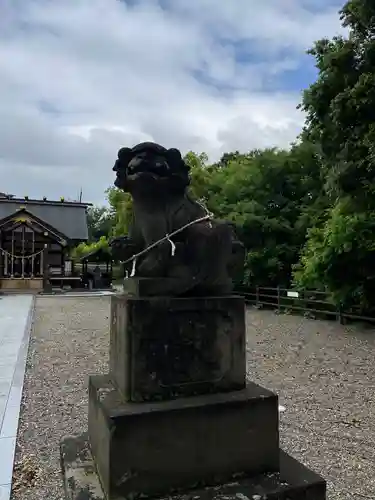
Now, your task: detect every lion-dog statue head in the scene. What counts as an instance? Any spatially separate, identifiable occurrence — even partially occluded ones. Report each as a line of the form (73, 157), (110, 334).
(113, 142), (190, 198)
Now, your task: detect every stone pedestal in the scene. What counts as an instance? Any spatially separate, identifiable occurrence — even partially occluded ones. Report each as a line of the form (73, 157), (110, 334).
(110, 294), (246, 401)
(87, 375), (279, 499)
(60, 285), (326, 500)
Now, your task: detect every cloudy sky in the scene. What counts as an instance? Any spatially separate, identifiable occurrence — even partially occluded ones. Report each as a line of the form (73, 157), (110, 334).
(1, 0), (345, 205)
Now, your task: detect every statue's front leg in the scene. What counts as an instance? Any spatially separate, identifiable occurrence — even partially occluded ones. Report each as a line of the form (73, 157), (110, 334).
(135, 211), (172, 278)
(137, 241), (172, 277)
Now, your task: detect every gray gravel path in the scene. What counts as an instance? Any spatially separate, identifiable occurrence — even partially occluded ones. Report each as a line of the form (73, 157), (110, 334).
(11, 298), (375, 499)
(11, 296), (110, 500)
(246, 307), (375, 500)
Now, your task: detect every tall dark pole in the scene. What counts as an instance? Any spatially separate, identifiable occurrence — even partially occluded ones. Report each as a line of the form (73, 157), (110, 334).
(43, 243), (49, 292)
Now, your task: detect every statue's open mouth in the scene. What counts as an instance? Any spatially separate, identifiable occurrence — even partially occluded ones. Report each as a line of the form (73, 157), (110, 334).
(114, 170), (162, 190)
(126, 171), (161, 183)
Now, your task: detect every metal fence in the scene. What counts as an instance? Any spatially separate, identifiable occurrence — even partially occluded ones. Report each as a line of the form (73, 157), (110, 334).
(235, 285), (375, 324)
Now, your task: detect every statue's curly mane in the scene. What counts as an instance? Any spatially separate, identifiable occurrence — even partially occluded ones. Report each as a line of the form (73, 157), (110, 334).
(113, 142), (190, 194)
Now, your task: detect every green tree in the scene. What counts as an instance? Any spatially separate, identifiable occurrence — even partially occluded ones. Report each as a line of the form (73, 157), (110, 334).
(86, 206), (113, 241)
(71, 235), (110, 260)
(294, 0), (375, 312)
(215, 151), (241, 169)
(184, 151), (213, 201)
(105, 186), (133, 237)
(202, 145), (323, 286)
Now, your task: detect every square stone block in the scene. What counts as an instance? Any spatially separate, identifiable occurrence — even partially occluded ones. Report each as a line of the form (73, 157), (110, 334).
(87, 375), (279, 499)
(110, 294), (246, 401)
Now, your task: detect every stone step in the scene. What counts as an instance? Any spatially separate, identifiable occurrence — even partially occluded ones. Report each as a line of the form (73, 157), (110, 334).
(60, 434), (326, 500)
(86, 375), (279, 499)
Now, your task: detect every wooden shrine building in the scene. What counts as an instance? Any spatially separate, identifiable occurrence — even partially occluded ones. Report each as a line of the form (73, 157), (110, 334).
(0, 195), (90, 291)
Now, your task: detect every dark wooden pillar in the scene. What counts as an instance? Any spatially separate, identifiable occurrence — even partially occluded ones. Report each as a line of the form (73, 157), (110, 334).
(61, 248), (65, 276)
(43, 244), (50, 292)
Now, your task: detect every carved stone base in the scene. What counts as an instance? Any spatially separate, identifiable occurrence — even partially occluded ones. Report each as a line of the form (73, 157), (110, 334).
(60, 434), (326, 500)
(86, 375), (279, 500)
(123, 277), (184, 297)
(110, 294), (246, 401)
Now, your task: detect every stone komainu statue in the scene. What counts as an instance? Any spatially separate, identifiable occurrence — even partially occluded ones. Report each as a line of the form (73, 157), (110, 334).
(110, 142), (244, 296)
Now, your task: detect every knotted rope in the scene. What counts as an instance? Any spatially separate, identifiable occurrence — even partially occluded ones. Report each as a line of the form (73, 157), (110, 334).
(124, 202), (214, 277)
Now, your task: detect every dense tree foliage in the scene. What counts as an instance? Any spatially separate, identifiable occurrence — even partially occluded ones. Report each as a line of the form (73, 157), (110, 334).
(294, 0), (375, 312)
(86, 206), (113, 242)
(71, 235), (110, 260)
(78, 0), (375, 313)
(185, 145), (324, 286)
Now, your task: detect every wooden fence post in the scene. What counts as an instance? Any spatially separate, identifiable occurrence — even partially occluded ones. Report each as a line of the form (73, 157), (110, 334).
(338, 302), (344, 325)
(255, 286), (260, 306)
(277, 286), (281, 311)
(337, 302), (344, 325)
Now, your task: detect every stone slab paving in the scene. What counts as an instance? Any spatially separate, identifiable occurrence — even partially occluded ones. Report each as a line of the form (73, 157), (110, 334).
(0, 295), (34, 499)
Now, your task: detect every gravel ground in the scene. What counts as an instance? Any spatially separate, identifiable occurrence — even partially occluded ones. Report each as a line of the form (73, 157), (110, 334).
(11, 297), (375, 499)
(11, 296), (110, 500)
(246, 307), (375, 500)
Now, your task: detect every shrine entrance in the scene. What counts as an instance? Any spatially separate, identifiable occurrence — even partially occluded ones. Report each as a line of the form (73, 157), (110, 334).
(0, 209), (68, 290)
(1, 222), (47, 278)
(2, 226), (45, 278)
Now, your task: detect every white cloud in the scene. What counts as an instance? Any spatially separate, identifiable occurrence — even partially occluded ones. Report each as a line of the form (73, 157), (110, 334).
(0, 0), (345, 204)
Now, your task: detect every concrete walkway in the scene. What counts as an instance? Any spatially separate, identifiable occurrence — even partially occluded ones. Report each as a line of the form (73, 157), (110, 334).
(0, 295), (34, 499)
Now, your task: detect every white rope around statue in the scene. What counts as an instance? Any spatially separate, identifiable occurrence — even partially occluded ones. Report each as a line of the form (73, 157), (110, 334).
(123, 208), (213, 277)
